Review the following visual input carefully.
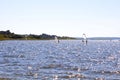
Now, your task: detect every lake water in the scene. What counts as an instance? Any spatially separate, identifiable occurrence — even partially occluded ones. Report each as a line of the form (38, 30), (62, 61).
(0, 40), (120, 80)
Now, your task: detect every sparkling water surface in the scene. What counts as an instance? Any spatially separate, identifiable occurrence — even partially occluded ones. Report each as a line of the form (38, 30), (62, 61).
(0, 40), (120, 80)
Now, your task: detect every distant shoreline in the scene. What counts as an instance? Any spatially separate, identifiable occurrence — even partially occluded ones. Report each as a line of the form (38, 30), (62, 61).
(0, 30), (75, 40)
(0, 30), (120, 40)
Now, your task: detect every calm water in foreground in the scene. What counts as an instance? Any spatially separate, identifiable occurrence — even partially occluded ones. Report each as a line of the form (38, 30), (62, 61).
(0, 40), (120, 80)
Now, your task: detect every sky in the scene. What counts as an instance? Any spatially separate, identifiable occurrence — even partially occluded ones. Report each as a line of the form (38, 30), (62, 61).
(0, 0), (120, 37)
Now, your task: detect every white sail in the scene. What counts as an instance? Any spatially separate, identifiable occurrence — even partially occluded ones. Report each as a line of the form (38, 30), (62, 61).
(82, 33), (87, 44)
(82, 33), (87, 40)
(55, 36), (59, 43)
(25, 34), (28, 40)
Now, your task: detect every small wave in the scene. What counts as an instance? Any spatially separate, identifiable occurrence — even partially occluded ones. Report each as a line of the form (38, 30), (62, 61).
(92, 70), (120, 74)
(41, 64), (63, 69)
(58, 73), (85, 79)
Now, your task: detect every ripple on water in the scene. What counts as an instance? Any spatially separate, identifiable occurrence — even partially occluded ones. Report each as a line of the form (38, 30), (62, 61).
(0, 40), (120, 80)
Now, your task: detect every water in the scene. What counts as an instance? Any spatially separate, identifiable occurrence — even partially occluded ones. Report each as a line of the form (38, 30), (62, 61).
(0, 40), (120, 80)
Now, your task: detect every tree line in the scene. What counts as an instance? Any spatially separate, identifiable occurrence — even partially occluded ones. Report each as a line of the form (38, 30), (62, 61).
(0, 30), (74, 40)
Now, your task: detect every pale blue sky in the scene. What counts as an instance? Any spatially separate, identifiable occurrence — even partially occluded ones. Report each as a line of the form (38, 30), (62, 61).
(0, 0), (120, 37)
